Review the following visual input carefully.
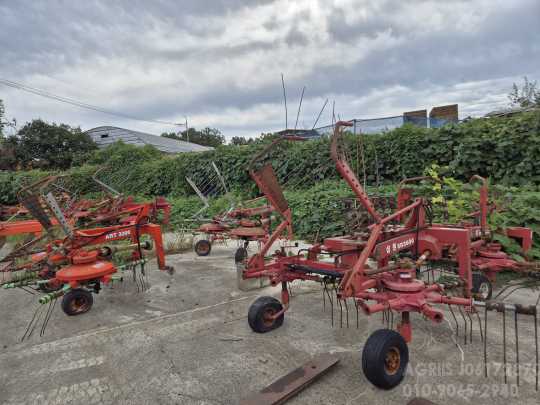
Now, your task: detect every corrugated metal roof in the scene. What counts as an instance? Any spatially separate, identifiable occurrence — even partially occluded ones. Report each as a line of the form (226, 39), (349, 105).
(484, 106), (538, 117)
(85, 126), (213, 153)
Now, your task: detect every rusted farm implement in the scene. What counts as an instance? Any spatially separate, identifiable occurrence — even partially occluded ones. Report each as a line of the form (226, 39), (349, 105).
(396, 175), (540, 300)
(0, 176), (79, 263)
(0, 203), (29, 221)
(0, 174), (173, 339)
(186, 162), (274, 259)
(241, 121), (539, 390)
(79, 167), (171, 226)
(0, 172), (170, 263)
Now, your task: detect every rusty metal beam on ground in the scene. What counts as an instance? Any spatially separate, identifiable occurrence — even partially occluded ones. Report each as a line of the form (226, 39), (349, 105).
(239, 354), (339, 405)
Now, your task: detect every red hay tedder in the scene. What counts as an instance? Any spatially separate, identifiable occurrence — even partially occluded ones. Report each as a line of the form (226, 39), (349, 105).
(194, 197), (274, 261)
(0, 172), (170, 261)
(240, 121), (539, 390)
(396, 174), (539, 300)
(1, 175), (172, 340)
(186, 162), (275, 260)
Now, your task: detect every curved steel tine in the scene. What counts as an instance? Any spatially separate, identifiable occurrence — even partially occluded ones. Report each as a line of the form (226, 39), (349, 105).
(137, 263), (144, 291)
(514, 310), (520, 386)
(449, 304), (459, 337)
(353, 298), (359, 329)
(503, 309), (507, 384)
(40, 298), (57, 337)
(21, 305), (45, 341)
(476, 310), (484, 342)
(322, 281), (326, 313)
(344, 298), (349, 328)
(139, 264), (146, 292)
(484, 305), (488, 378)
(324, 281), (333, 327)
(135, 266), (141, 293)
(336, 292), (343, 329)
(40, 300), (53, 337)
(131, 265), (138, 292)
(458, 306), (467, 345)
(331, 282), (340, 328)
(499, 285), (530, 301)
(534, 308), (538, 391)
(19, 286), (36, 295)
(466, 311), (473, 343)
(141, 273), (147, 292)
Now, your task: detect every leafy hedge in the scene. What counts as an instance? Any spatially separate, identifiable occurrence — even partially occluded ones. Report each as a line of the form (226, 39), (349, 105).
(1, 111), (539, 205)
(1, 154), (539, 256)
(166, 178), (540, 260)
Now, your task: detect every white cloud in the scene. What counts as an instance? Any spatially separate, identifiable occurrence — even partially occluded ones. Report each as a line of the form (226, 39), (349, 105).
(0, 0), (539, 140)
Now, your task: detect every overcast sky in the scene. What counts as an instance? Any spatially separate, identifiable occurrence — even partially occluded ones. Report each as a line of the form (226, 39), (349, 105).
(1, 0), (539, 139)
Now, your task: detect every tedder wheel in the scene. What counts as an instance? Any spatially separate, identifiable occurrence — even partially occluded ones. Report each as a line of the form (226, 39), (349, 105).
(362, 329), (409, 389)
(235, 247), (248, 264)
(61, 289), (94, 316)
(248, 296), (284, 333)
(194, 239), (212, 257)
(472, 272), (492, 300)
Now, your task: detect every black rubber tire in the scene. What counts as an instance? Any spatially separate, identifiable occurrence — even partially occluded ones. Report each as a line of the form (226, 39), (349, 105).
(235, 247), (248, 264)
(194, 239), (212, 256)
(248, 296), (284, 333)
(472, 272), (492, 300)
(362, 329), (409, 390)
(61, 289), (94, 316)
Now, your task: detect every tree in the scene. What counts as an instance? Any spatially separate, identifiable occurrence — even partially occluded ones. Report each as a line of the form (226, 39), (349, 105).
(0, 100), (19, 169)
(508, 76), (540, 108)
(161, 127), (225, 147)
(7, 119), (97, 170)
(230, 136), (254, 145)
(0, 99), (16, 138)
(0, 135), (18, 170)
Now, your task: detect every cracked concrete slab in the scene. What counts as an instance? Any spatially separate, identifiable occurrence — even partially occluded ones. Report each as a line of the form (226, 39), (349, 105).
(0, 244), (539, 404)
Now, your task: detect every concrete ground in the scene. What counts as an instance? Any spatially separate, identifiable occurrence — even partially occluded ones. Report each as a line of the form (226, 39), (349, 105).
(0, 243), (539, 405)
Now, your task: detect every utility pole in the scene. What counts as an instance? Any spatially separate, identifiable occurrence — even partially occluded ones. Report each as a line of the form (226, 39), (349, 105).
(175, 118), (189, 142)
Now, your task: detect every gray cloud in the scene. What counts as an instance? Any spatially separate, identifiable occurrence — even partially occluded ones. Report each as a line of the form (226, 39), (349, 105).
(0, 0), (539, 139)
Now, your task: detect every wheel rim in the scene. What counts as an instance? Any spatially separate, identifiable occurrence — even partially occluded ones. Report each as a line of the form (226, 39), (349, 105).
(236, 248), (246, 262)
(384, 347), (401, 375)
(262, 308), (277, 327)
(479, 282), (490, 299)
(70, 296), (90, 313)
(197, 242), (210, 254)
